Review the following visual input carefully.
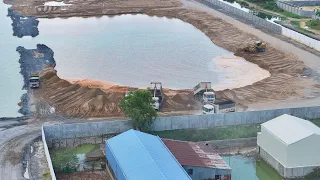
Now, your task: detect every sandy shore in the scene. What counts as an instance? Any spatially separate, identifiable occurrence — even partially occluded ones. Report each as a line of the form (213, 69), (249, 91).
(212, 55), (270, 91)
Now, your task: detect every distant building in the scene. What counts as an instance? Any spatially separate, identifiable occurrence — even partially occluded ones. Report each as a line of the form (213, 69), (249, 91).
(163, 139), (232, 180)
(105, 129), (191, 180)
(257, 114), (320, 178)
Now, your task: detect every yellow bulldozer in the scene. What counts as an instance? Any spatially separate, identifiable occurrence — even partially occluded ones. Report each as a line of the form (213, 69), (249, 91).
(243, 41), (266, 53)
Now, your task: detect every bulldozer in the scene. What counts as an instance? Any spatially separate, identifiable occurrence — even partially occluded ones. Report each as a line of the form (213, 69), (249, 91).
(243, 41), (266, 53)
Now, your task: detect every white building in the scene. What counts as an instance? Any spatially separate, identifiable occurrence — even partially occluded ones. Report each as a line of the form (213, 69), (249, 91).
(257, 114), (320, 178)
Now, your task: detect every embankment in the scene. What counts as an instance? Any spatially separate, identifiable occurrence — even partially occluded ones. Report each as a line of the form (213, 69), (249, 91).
(17, 44), (55, 115)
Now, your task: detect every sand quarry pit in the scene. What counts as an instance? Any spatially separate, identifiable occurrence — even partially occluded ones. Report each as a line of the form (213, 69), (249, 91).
(9, 0), (320, 117)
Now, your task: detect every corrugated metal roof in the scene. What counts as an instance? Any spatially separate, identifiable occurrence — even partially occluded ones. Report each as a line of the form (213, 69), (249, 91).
(162, 139), (231, 170)
(106, 130), (191, 180)
(262, 114), (320, 145)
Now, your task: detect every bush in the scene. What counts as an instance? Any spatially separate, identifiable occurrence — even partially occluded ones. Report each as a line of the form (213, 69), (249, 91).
(306, 20), (320, 30)
(238, 1), (250, 7)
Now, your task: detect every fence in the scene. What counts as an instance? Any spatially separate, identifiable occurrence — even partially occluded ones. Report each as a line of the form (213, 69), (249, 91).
(198, 0), (282, 34)
(196, 0), (320, 51)
(43, 106), (320, 141)
(276, 1), (317, 17)
(282, 27), (320, 51)
(42, 127), (57, 180)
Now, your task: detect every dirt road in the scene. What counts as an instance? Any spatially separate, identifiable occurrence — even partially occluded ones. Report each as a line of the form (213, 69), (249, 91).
(0, 120), (41, 180)
(183, 0), (320, 72)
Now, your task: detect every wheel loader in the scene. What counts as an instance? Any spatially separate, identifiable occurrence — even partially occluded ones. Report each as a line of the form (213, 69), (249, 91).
(243, 41), (266, 53)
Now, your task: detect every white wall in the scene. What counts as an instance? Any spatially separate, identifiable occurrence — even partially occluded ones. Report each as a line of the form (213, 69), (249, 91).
(282, 27), (320, 51)
(287, 134), (320, 167)
(257, 127), (288, 167)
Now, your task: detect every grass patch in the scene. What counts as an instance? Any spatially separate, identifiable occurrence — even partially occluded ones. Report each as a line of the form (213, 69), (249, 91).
(50, 144), (96, 172)
(292, 167), (320, 180)
(290, 20), (315, 34)
(244, 0), (307, 19)
(150, 124), (260, 141)
(42, 171), (51, 180)
(306, 20), (320, 30)
(310, 119), (320, 127)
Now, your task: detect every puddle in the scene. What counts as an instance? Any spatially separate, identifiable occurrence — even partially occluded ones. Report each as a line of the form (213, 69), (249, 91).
(44, 1), (71, 6)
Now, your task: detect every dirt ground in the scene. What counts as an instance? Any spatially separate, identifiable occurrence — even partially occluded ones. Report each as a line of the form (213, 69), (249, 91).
(6, 0), (320, 117)
(56, 171), (111, 180)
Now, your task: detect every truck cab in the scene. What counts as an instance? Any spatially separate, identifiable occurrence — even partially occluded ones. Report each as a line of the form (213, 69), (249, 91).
(150, 82), (164, 111)
(29, 75), (40, 88)
(203, 91), (215, 104)
(202, 104), (215, 114)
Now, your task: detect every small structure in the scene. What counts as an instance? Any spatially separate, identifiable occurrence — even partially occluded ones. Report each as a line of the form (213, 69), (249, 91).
(105, 130), (191, 180)
(257, 114), (320, 178)
(163, 139), (232, 180)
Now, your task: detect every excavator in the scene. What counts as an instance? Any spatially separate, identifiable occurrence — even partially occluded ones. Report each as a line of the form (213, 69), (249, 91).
(243, 41), (266, 53)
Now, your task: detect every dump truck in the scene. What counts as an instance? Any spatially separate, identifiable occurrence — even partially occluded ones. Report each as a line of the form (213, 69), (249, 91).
(29, 73), (40, 88)
(193, 82), (216, 104)
(243, 41), (266, 53)
(202, 99), (236, 114)
(150, 82), (164, 111)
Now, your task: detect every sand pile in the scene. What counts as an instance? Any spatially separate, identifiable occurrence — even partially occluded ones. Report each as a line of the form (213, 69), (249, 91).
(35, 69), (200, 118)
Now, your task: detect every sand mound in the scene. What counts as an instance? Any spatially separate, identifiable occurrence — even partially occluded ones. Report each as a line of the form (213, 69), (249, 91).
(33, 69), (201, 117)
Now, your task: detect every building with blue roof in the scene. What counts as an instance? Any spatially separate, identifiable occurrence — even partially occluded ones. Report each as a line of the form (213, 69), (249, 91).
(105, 129), (192, 180)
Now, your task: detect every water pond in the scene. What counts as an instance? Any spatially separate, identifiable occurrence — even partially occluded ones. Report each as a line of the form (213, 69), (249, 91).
(222, 155), (283, 180)
(0, 1), (269, 117)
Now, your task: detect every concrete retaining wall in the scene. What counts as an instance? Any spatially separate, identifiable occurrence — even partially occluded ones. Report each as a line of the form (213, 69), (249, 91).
(43, 120), (132, 141)
(204, 137), (257, 149)
(197, 0), (282, 34)
(42, 127), (56, 180)
(276, 1), (317, 17)
(43, 106), (320, 141)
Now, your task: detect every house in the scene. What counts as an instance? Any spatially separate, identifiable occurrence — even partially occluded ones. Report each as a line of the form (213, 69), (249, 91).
(105, 129), (191, 180)
(257, 114), (320, 178)
(163, 139), (232, 180)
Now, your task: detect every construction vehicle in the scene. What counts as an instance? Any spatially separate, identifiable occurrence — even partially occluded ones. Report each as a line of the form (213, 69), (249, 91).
(213, 99), (236, 113)
(202, 99), (236, 114)
(150, 82), (164, 111)
(243, 41), (266, 53)
(29, 73), (40, 88)
(202, 104), (215, 114)
(193, 82), (216, 104)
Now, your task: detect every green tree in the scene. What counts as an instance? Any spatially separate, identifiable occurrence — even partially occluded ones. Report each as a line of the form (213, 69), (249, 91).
(120, 90), (157, 132)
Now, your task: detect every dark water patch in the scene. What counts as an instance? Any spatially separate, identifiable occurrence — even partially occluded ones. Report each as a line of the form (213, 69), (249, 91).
(17, 44), (56, 115)
(7, 8), (39, 38)
(17, 44), (55, 89)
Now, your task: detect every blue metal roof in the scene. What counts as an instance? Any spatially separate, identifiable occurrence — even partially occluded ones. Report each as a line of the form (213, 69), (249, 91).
(106, 129), (191, 180)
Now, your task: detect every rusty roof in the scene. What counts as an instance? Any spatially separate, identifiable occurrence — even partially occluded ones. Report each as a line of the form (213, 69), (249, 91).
(162, 139), (231, 170)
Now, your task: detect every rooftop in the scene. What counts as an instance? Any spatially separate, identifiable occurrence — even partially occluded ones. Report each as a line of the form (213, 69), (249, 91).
(162, 139), (231, 170)
(106, 130), (191, 180)
(262, 114), (320, 145)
